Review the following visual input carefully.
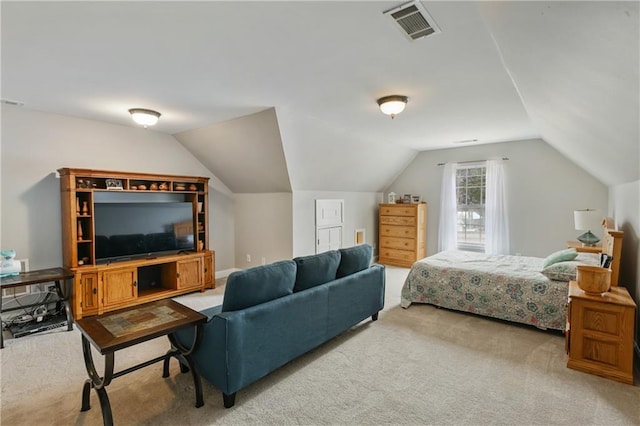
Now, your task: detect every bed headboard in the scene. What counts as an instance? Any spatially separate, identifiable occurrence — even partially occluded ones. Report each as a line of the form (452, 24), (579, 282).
(601, 217), (624, 287)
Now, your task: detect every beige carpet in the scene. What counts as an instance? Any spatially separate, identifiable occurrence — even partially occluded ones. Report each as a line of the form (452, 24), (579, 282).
(1, 267), (638, 425)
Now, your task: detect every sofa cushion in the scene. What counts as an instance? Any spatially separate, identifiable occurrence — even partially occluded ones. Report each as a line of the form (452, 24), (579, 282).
(336, 244), (372, 278)
(293, 250), (341, 292)
(222, 260), (296, 312)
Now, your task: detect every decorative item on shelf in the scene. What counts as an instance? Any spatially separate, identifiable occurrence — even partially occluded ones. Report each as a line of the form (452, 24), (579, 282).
(189, 184), (197, 191)
(175, 184), (186, 191)
(576, 265), (611, 295)
(131, 185), (138, 190)
(105, 178), (124, 190)
(388, 192), (397, 204)
(149, 183), (158, 190)
(198, 240), (204, 251)
(574, 209), (601, 246)
(158, 182), (168, 191)
(76, 197), (81, 214)
(0, 249), (21, 278)
(138, 184), (147, 190)
(197, 222), (204, 232)
(402, 194), (411, 204)
(411, 195), (421, 204)
(77, 178), (94, 189)
(197, 202), (203, 213)
(77, 221), (83, 239)
(82, 201), (89, 215)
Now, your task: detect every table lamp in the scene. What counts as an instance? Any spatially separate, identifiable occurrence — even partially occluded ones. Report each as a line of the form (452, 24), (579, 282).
(574, 209), (601, 246)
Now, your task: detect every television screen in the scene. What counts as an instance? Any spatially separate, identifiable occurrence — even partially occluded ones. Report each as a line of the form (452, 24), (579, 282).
(94, 202), (194, 263)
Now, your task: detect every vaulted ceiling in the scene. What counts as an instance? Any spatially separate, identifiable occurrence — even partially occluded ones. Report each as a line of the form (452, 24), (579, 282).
(2, 1), (637, 192)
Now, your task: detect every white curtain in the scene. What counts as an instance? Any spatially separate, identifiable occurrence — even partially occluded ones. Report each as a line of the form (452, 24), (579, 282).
(438, 163), (458, 252)
(485, 159), (510, 255)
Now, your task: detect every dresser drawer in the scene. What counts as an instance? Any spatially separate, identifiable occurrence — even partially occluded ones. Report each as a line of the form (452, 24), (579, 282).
(380, 205), (416, 217)
(379, 247), (416, 263)
(380, 215), (416, 226)
(380, 225), (415, 238)
(380, 236), (415, 250)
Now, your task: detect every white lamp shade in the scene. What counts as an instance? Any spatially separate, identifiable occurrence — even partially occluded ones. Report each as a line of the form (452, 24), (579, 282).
(129, 108), (161, 126)
(574, 209), (601, 231)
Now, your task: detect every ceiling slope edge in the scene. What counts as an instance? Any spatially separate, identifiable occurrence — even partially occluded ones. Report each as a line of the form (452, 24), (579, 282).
(275, 106), (418, 192)
(478, 2), (639, 186)
(174, 108), (292, 194)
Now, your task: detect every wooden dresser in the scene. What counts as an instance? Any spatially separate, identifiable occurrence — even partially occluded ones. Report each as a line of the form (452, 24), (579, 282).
(566, 281), (636, 384)
(378, 203), (427, 268)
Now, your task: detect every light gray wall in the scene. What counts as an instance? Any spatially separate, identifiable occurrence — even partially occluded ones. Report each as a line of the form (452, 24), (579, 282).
(292, 191), (383, 257)
(386, 139), (608, 258)
(210, 188), (235, 274)
(234, 193), (293, 269)
(609, 180), (639, 358)
(0, 106), (235, 271)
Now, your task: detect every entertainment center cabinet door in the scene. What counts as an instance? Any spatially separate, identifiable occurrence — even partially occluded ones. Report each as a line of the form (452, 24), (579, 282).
(204, 251), (215, 289)
(176, 258), (204, 290)
(102, 268), (138, 307)
(80, 273), (99, 316)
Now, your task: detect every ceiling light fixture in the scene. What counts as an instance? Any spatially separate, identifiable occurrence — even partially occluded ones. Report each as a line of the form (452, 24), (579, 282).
(377, 95), (408, 119)
(128, 108), (161, 128)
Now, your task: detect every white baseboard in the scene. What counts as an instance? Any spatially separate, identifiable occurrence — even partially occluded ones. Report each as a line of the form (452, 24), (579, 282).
(215, 268), (240, 279)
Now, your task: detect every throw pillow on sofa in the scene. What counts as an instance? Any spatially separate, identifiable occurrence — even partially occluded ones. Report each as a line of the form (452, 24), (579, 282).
(336, 244), (372, 278)
(222, 260), (296, 312)
(293, 250), (341, 292)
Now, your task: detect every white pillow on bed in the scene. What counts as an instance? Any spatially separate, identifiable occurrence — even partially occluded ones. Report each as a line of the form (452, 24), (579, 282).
(542, 248), (578, 268)
(541, 253), (600, 281)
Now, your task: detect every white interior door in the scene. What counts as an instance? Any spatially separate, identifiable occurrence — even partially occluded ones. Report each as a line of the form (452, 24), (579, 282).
(315, 199), (344, 254)
(316, 226), (342, 254)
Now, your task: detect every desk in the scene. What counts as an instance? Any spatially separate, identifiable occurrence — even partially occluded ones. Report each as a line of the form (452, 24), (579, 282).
(75, 299), (207, 426)
(0, 267), (74, 348)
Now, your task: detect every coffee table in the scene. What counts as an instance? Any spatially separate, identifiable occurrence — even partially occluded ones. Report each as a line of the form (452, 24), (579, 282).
(75, 299), (207, 425)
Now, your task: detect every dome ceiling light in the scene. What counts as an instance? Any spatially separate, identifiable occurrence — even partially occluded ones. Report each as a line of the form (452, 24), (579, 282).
(377, 95), (408, 119)
(128, 108), (161, 128)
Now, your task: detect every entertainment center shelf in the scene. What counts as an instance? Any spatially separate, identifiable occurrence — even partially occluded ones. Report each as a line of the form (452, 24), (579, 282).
(58, 168), (215, 320)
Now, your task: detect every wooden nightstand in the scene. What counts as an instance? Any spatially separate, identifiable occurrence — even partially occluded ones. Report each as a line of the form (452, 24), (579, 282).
(566, 281), (636, 384)
(566, 240), (602, 253)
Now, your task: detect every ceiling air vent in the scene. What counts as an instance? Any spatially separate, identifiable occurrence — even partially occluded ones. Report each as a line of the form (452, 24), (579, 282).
(384, 1), (441, 41)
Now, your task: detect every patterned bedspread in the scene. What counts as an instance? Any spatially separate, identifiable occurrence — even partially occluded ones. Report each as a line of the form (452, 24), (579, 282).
(400, 250), (597, 330)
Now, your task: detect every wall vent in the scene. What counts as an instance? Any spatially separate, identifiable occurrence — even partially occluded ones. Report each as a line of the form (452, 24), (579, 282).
(384, 1), (441, 41)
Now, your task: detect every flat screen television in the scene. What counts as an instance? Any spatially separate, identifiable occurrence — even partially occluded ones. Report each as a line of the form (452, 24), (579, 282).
(94, 201), (195, 264)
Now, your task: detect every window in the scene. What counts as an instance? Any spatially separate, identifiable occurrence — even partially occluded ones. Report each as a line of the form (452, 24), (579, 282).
(456, 164), (486, 250)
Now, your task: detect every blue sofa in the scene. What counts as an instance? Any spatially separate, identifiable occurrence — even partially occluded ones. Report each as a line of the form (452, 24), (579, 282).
(175, 244), (385, 408)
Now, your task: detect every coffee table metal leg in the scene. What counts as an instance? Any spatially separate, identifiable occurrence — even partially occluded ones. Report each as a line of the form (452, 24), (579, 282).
(166, 325), (204, 407)
(80, 335), (115, 426)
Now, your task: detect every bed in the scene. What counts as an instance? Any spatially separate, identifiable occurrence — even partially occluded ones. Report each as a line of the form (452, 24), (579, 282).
(400, 220), (623, 330)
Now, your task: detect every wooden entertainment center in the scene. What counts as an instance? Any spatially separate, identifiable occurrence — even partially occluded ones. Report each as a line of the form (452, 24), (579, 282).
(58, 168), (215, 320)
